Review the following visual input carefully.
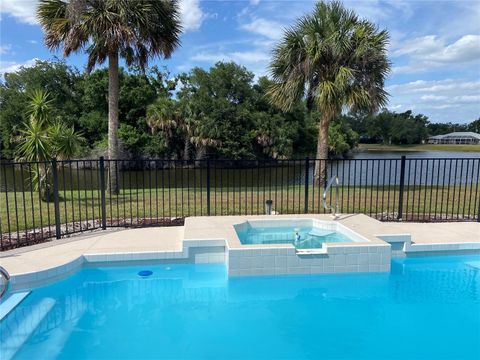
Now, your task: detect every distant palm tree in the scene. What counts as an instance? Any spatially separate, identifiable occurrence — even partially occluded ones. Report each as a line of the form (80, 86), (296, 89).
(268, 1), (390, 184)
(37, 0), (182, 194)
(146, 97), (179, 148)
(190, 129), (221, 160)
(146, 98), (178, 135)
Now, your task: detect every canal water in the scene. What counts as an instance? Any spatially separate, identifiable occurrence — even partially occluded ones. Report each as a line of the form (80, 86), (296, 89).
(1, 151), (478, 191)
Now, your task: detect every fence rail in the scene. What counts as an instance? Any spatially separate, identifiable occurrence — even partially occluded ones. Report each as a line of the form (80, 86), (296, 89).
(1, 156), (479, 250)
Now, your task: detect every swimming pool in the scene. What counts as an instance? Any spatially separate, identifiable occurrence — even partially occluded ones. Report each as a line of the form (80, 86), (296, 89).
(234, 219), (360, 249)
(1, 255), (479, 359)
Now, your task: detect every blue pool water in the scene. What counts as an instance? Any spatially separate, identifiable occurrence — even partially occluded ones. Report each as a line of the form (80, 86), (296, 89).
(1, 255), (479, 359)
(236, 226), (353, 249)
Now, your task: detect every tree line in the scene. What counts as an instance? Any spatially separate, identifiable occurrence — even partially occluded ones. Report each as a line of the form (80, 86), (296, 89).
(1, 59), (477, 162)
(0, 60), (317, 160)
(342, 111), (479, 145)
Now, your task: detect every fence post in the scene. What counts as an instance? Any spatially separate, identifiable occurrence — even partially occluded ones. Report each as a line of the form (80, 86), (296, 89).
(99, 157), (107, 230)
(477, 159), (480, 223)
(51, 158), (61, 239)
(304, 157), (310, 214)
(206, 158), (211, 216)
(397, 155), (406, 220)
(477, 193), (480, 223)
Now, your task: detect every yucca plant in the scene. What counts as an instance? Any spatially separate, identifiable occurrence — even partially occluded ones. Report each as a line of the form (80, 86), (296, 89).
(37, 0), (182, 194)
(16, 90), (84, 201)
(49, 122), (84, 160)
(268, 1), (390, 183)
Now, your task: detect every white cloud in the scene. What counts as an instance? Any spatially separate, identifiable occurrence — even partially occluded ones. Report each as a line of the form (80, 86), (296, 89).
(394, 35), (480, 62)
(180, 0), (206, 32)
(190, 52), (225, 63)
(0, 44), (12, 54)
(420, 94), (480, 103)
(191, 50), (269, 64)
(0, 58), (38, 75)
(394, 35), (439, 57)
(452, 95), (480, 103)
(433, 35), (480, 63)
(240, 18), (284, 40)
(392, 35), (480, 74)
(420, 95), (447, 101)
(0, 0), (38, 25)
(430, 104), (459, 110)
(250, 0), (261, 5)
(387, 79), (480, 122)
(388, 79), (480, 93)
(187, 48), (271, 78)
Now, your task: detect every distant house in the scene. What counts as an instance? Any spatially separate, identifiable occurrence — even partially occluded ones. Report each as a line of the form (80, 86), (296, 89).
(427, 132), (480, 145)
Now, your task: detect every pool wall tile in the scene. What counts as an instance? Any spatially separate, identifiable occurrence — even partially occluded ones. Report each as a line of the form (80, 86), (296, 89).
(358, 265), (370, 272)
(358, 254), (369, 265)
(310, 265), (324, 273)
(263, 256), (276, 268)
(346, 254), (359, 265)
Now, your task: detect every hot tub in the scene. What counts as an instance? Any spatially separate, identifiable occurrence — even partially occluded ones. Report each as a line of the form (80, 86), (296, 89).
(234, 218), (366, 249)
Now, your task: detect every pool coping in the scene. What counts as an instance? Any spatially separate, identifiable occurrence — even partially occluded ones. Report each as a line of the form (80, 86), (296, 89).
(1, 214), (479, 290)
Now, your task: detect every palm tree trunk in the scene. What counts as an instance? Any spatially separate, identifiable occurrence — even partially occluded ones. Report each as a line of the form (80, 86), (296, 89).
(314, 113), (332, 186)
(195, 145), (206, 161)
(39, 164), (53, 202)
(183, 138), (190, 161)
(107, 52), (120, 195)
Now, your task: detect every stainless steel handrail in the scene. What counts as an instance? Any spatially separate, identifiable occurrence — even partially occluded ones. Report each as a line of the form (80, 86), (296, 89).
(323, 175), (339, 217)
(0, 266), (10, 299)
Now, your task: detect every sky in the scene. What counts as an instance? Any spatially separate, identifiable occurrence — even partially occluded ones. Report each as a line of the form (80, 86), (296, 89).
(1, 0), (479, 124)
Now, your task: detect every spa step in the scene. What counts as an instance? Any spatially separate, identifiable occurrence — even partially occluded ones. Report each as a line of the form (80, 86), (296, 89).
(307, 229), (335, 237)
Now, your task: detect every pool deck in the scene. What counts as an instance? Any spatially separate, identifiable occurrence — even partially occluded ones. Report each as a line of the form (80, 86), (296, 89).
(1, 214), (479, 287)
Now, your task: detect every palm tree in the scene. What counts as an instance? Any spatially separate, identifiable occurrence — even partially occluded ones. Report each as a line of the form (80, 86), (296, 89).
(37, 0), (182, 194)
(146, 97), (179, 148)
(268, 1), (390, 184)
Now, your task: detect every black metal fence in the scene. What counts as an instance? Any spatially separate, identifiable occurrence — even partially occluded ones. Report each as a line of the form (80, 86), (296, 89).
(1, 156), (479, 250)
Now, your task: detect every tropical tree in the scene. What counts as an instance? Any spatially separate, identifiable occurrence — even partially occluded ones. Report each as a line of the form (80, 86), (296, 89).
(268, 1), (390, 183)
(37, 0), (182, 193)
(146, 97), (179, 142)
(16, 90), (84, 201)
(327, 118), (359, 156)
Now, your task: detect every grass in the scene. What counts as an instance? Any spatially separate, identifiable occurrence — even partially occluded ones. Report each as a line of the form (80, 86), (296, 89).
(2, 184), (478, 237)
(357, 143), (480, 153)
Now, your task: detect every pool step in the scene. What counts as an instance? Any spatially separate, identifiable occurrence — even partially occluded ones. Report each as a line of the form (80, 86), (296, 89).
(0, 298), (56, 360)
(466, 261), (480, 270)
(0, 291), (30, 321)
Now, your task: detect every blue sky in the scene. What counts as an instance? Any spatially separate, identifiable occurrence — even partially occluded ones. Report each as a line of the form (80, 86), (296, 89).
(1, 0), (479, 124)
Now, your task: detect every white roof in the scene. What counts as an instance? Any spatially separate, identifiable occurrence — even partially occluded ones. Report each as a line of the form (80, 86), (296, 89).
(428, 132), (480, 140)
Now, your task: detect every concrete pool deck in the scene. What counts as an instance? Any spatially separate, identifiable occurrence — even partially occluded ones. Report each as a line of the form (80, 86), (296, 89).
(1, 214), (479, 287)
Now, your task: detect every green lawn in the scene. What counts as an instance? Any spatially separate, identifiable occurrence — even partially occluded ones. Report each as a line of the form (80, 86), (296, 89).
(2, 184), (478, 235)
(358, 143), (480, 152)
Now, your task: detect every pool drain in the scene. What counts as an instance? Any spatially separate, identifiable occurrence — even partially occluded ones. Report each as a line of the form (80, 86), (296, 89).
(138, 270), (153, 277)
